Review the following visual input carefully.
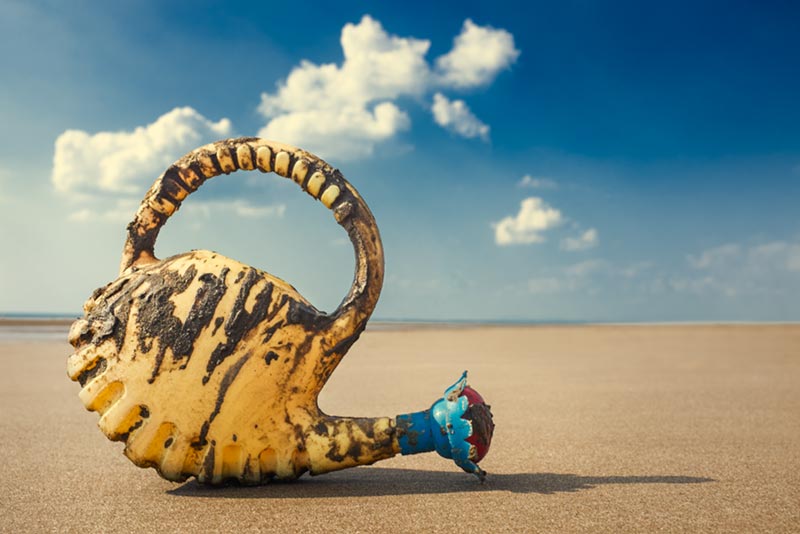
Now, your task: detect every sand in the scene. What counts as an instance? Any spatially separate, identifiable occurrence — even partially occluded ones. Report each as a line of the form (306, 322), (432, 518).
(0, 323), (798, 533)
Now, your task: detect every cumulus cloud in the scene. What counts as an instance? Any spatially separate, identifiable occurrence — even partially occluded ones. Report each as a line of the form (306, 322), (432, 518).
(257, 16), (426, 159)
(53, 107), (232, 195)
(561, 228), (599, 251)
(493, 197), (564, 245)
(431, 93), (489, 140)
(492, 196), (597, 248)
(260, 102), (411, 160)
(435, 19), (520, 88)
(260, 18), (431, 115)
(519, 175), (557, 189)
(52, 107), (291, 222)
(258, 15), (517, 159)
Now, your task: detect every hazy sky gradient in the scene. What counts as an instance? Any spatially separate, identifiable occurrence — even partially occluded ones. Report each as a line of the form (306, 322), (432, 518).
(1, 0), (798, 321)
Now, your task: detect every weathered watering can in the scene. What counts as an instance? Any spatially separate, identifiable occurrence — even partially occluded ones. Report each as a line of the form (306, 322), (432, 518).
(67, 138), (494, 485)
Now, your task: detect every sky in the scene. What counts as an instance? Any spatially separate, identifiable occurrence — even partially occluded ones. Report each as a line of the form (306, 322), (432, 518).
(1, 0), (799, 321)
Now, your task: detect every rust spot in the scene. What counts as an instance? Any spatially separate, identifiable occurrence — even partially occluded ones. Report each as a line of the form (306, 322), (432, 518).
(264, 351), (279, 366)
(76, 357), (107, 387)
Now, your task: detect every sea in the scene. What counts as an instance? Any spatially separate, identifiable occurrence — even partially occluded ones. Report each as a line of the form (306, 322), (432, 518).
(2, 313), (790, 342)
(0, 313), (77, 341)
(0, 312), (589, 342)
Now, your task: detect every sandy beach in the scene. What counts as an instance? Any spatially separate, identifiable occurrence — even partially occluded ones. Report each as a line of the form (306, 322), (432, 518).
(1, 322), (798, 533)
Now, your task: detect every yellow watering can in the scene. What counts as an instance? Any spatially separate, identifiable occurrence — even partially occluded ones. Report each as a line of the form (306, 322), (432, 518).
(67, 138), (493, 485)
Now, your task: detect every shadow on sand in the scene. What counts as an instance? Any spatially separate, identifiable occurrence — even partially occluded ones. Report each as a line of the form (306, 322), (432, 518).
(167, 467), (715, 498)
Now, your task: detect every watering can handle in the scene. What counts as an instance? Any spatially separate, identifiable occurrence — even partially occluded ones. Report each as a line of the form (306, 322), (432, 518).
(119, 137), (384, 325)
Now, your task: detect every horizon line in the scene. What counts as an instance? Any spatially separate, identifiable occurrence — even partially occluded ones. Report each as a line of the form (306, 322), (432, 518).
(1, 312), (798, 327)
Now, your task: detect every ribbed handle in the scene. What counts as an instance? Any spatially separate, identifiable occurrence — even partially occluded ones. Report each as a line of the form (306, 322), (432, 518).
(119, 137), (384, 325)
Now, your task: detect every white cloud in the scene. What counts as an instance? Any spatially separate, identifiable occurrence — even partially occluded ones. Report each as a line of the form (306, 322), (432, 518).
(260, 17), (431, 115)
(669, 275), (724, 296)
(68, 199), (140, 224)
(524, 238), (800, 299)
(257, 15), (516, 160)
(687, 243), (741, 269)
(620, 261), (654, 279)
(528, 259), (609, 294)
(747, 241), (800, 273)
(492, 197), (597, 248)
(519, 175), (557, 189)
(68, 199), (285, 225)
(431, 93), (489, 140)
(260, 103), (411, 161)
(183, 200), (286, 220)
(257, 16), (427, 160)
(675, 240), (800, 296)
(50, 108), (296, 224)
(561, 228), (599, 251)
(493, 197), (564, 245)
(435, 19), (520, 88)
(52, 107), (232, 195)
(565, 258), (608, 277)
(527, 277), (565, 294)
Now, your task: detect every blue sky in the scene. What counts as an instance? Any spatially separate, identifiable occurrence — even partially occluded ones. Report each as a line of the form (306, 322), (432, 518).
(1, 0), (799, 321)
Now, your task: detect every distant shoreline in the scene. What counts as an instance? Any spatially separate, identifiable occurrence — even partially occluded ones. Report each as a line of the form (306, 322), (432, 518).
(1, 316), (798, 331)
(0, 317), (75, 327)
